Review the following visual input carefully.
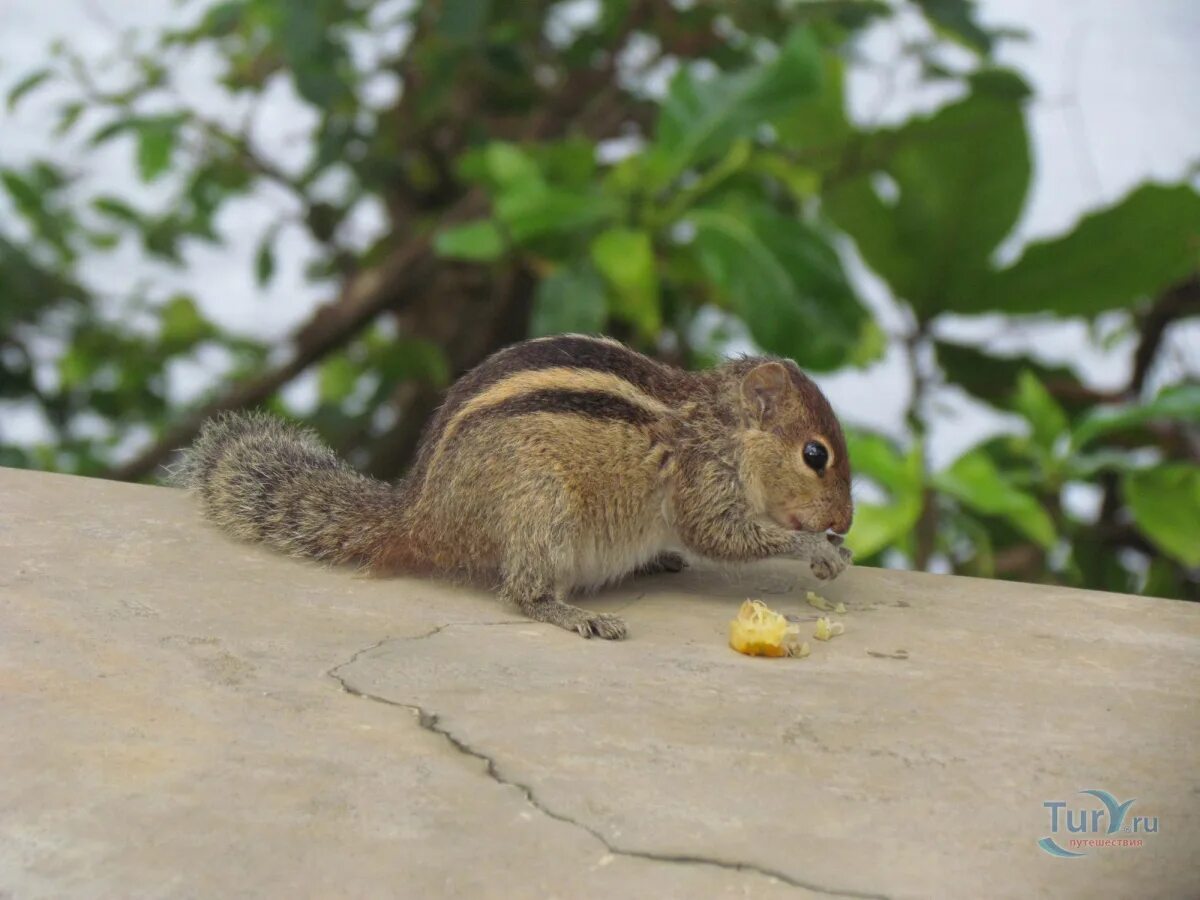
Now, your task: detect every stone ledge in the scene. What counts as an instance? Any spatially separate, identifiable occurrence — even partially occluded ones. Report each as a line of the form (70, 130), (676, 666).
(1, 466), (1197, 899)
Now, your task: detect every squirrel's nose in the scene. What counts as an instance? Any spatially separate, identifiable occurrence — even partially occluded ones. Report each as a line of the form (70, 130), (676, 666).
(829, 513), (853, 535)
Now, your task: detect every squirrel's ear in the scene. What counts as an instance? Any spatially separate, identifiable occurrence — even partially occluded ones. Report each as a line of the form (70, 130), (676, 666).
(741, 361), (791, 423)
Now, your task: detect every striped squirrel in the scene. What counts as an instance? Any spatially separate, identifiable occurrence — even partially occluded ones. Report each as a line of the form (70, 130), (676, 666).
(175, 334), (853, 639)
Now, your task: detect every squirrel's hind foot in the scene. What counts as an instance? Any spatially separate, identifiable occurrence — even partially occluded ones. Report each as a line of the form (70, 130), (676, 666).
(636, 551), (688, 576)
(571, 611), (628, 640)
(515, 592), (628, 640)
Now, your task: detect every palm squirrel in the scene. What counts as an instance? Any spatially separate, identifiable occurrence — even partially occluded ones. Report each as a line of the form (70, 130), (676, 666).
(174, 334), (854, 639)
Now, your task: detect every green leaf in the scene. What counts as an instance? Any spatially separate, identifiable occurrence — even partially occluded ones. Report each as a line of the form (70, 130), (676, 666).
(434, 219), (505, 262)
(844, 431), (924, 558)
(590, 228), (660, 337)
(142, 217), (183, 262)
(848, 431), (923, 496)
(436, 0), (492, 41)
(825, 73), (1030, 315)
(198, 1), (245, 37)
(86, 231), (120, 250)
(772, 54), (851, 156)
(58, 346), (94, 389)
(367, 335), (451, 387)
(649, 27), (822, 184)
(90, 115), (186, 181)
(7, 68), (52, 111)
(484, 142), (543, 190)
(849, 318), (888, 368)
(277, 4), (351, 108)
(495, 186), (616, 244)
(1142, 555), (1186, 599)
(136, 117), (181, 182)
(90, 116), (137, 146)
(967, 184), (1200, 315)
(531, 137), (596, 188)
(1, 166), (74, 259)
(747, 209), (869, 367)
(1013, 369), (1068, 451)
(1072, 383), (1200, 448)
(0, 169), (41, 216)
(934, 449), (1055, 548)
(92, 196), (143, 225)
(55, 101), (85, 136)
(159, 295), (211, 350)
(318, 355), (360, 404)
(1124, 464), (1200, 567)
(530, 266), (607, 337)
(687, 205), (867, 370)
(915, 0), (994, 54)
(255, 223), (281, 285)
(935, 339), (1089, 414)
(847, 503), (917, 560)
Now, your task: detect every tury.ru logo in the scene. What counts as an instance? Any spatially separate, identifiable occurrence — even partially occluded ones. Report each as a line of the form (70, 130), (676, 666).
(1038, 789), (1159, 858)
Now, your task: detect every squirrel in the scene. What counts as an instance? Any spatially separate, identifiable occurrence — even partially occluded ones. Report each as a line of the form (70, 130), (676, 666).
(174, 334), (854, 640)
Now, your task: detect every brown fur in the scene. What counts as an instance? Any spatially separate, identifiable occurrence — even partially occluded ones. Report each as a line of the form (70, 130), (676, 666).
(175, 335), (854, 639)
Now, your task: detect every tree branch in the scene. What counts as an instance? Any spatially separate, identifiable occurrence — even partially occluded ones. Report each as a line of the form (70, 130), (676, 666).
(104, 193), (485, 482)
(1092, 275), (1200, 577)
(362, 263), (537, 480)
(1129, 275), (1200, 395)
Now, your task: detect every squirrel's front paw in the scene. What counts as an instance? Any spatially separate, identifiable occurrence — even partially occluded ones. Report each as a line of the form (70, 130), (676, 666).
(799, 534), (853, 581)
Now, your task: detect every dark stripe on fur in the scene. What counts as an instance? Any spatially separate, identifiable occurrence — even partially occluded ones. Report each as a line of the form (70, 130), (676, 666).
(467, 336), (676, 402)
(410, 336), (679, 481)
(477, 388), (659, 427)
(433, 388), (659, 462)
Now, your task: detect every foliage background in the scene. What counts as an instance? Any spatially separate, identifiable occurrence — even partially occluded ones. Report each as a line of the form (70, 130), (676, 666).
(1, 0), (1197, 599)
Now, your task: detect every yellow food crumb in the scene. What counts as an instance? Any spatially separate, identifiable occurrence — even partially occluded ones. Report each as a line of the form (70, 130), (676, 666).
(805, 591), (832, 612)
(729, 599), (806, 658)
(808, 591), (846, 615)
(813, 617), (845, 641)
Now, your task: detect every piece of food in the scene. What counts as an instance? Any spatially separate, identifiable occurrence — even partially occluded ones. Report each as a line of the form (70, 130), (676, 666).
(806, 590), (832, 612)
(729, 599), (807, 657)
(813, 617), (845, 641)
(806, 591), (846, 615)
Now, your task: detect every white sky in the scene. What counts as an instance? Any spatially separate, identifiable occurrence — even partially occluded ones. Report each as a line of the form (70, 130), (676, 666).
(0, 0), (1197, 472)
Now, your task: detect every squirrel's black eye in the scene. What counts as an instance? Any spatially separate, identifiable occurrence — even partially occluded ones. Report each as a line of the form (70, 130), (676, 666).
(802, 441), (829, 473)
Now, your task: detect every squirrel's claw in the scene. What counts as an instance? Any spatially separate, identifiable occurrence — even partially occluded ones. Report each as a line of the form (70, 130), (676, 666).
(810, 541), (853, 581)
(785, 531), (852, 581)
(574, 613), (628, 640)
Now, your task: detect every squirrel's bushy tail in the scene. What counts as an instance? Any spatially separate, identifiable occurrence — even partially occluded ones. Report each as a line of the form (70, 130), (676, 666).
(172, 411), (404, 567)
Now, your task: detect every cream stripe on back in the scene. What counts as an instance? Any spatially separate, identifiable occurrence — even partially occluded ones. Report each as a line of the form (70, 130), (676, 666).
(423, 366), (670, 477)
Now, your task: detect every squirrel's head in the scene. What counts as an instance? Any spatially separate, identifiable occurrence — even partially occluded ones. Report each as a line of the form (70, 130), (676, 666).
(735, 360), (853, 536)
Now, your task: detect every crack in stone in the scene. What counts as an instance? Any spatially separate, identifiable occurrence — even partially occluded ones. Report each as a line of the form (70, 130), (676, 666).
(326, 631), (892, 900)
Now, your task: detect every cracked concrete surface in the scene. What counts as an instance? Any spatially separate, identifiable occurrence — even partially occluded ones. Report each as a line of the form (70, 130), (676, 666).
(1, 467), (1198, 899)
(325, 632), (882, 899)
